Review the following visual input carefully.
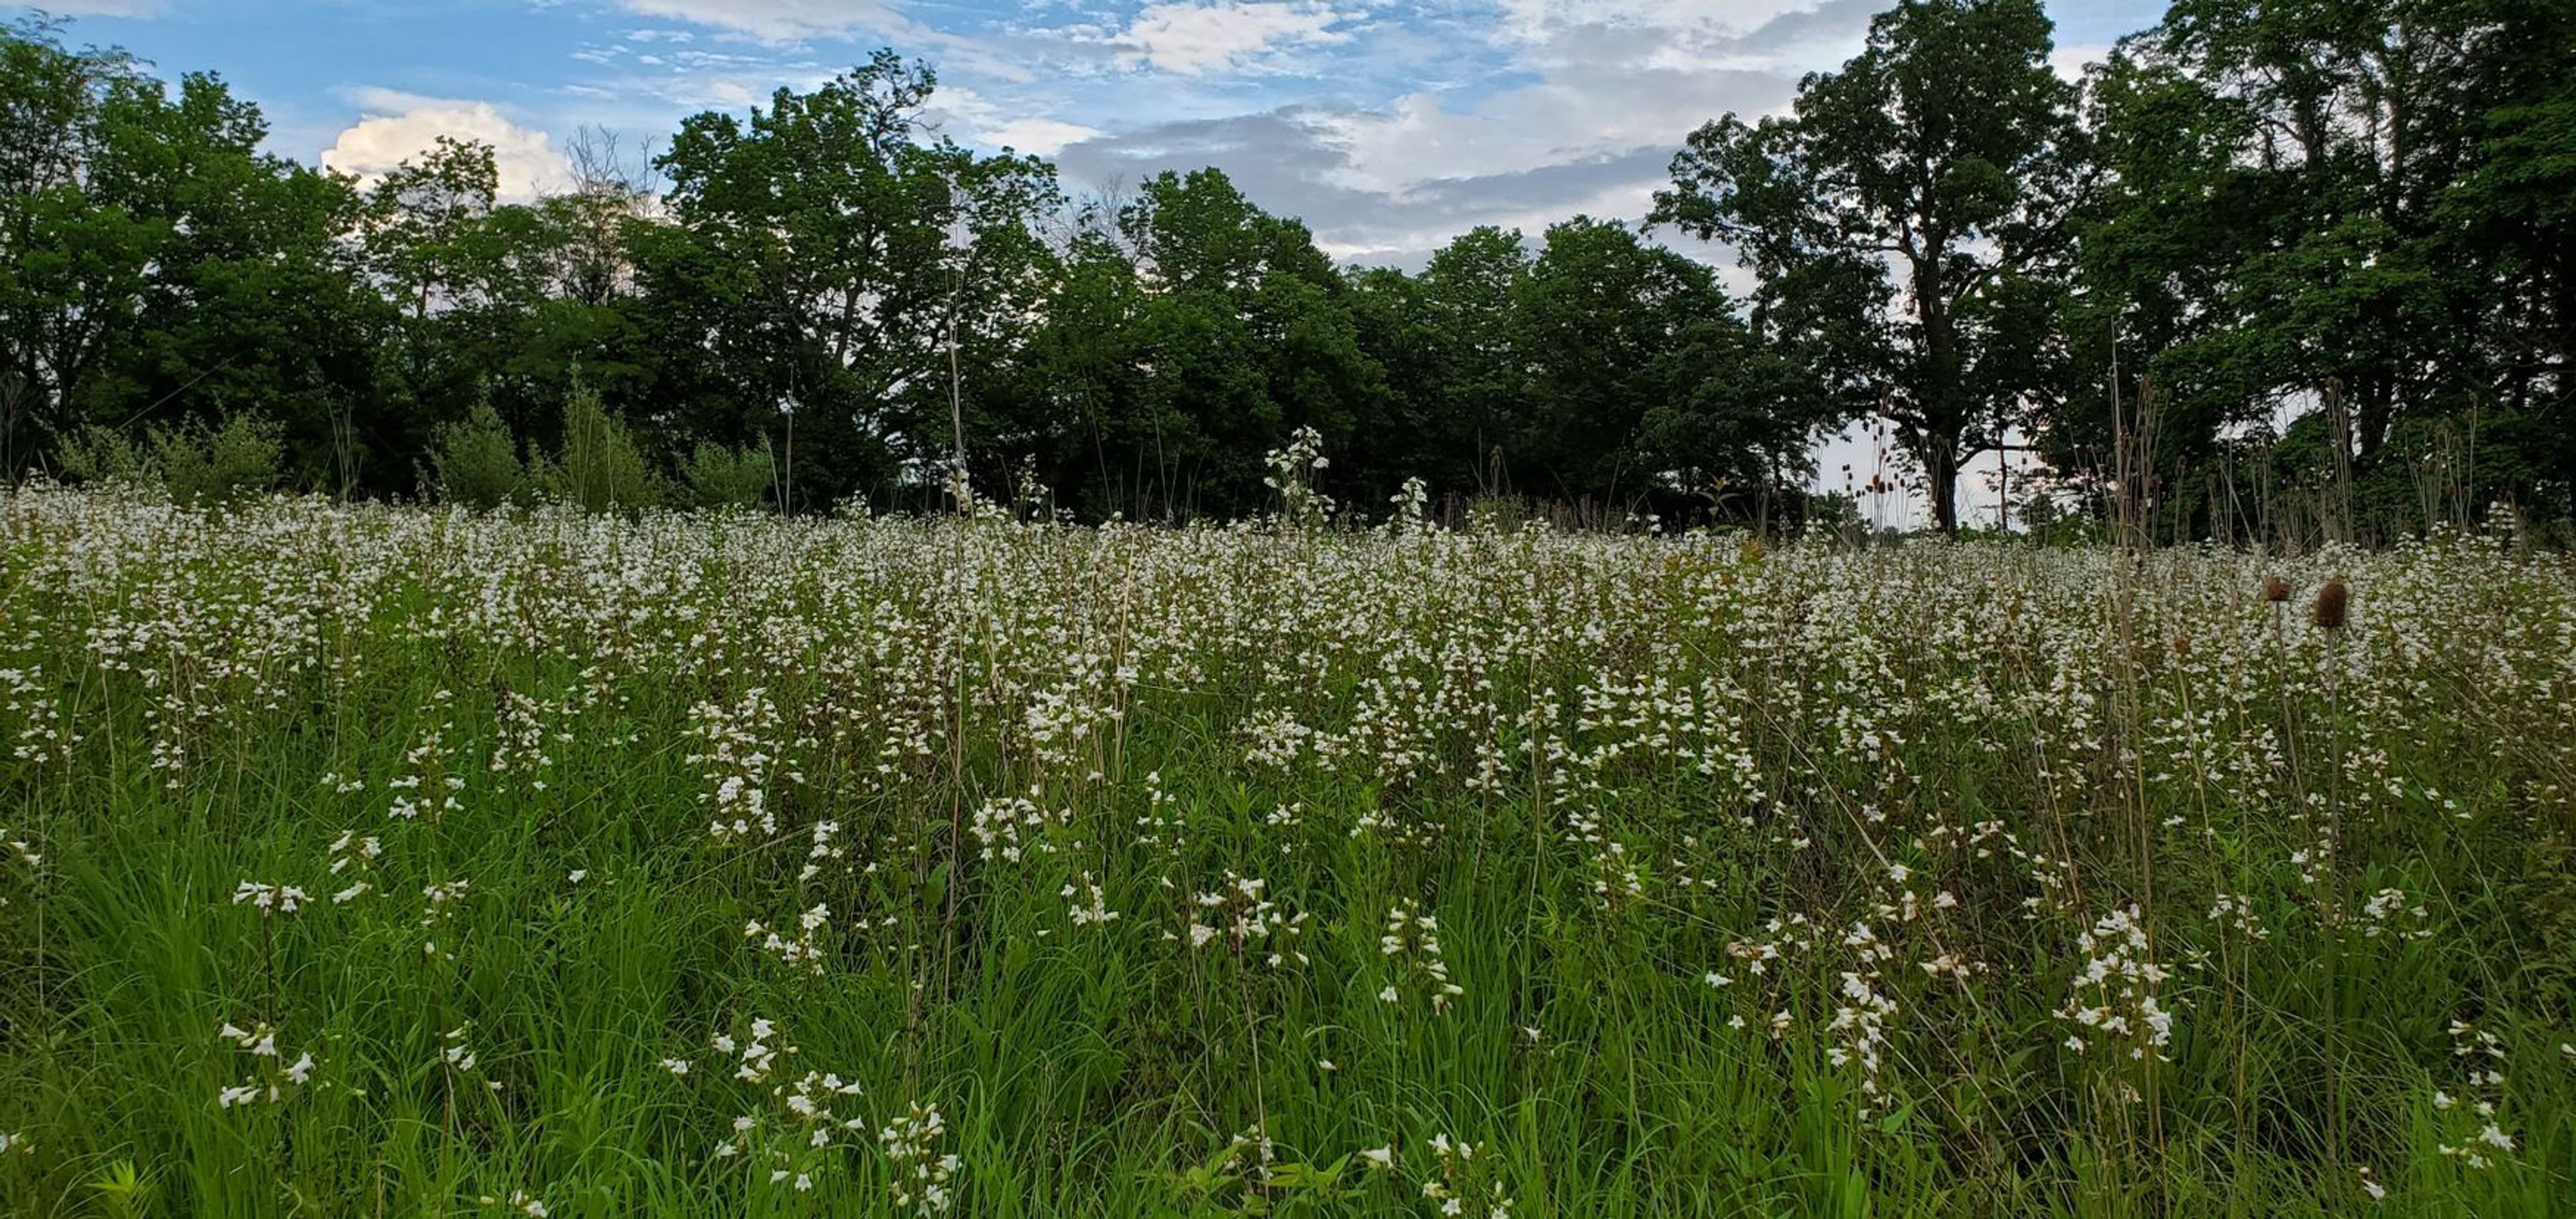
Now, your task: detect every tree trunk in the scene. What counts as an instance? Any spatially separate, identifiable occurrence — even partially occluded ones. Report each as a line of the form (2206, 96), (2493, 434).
(1926, 441), (1961, 536)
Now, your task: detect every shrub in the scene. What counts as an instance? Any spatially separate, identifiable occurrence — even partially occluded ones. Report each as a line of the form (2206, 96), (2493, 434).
(682, 441), (773, 511)
(546, 383), (658, 512)
(155, 413), (286, 503)
(54, 425), (148, 487)
(56, 414), (284, 502)
(431, 399), (525, 509)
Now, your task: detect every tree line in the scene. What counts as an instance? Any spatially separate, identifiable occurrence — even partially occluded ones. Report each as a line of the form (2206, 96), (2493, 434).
(1, 0), (2569, 537)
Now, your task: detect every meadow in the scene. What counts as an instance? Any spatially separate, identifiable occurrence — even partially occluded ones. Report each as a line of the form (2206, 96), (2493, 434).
(1, 484), (2572, 1217)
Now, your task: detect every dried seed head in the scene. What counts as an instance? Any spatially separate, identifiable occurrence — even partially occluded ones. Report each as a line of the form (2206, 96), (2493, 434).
(2261, 576), (2292, 603)
(2313, 579), (2349, 631)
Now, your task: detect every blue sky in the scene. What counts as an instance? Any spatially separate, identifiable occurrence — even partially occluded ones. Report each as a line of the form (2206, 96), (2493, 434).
(15, 0), (2162, 527)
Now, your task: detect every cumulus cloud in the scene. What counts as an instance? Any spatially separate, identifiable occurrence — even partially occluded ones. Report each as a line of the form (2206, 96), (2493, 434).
(1112, 1), (1354, 75)
(1056, 109), (1667, 266)
(977, 117), (1104, 156)
(1492, 0), (1851, 46)
(1049, 0), (1866, 264)
(319, 91), (567, 201)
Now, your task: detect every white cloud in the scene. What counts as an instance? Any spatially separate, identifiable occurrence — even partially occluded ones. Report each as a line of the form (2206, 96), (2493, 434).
(1493, 0), (1843, 46)
(319, 91), (567, 201)
(977, 117), (1103, 155)
(613, 0), (912, 44)
(1114, 1), (1352, 74)
(1047, 0), (1884, 265)
(2050, 42), (2110, 82)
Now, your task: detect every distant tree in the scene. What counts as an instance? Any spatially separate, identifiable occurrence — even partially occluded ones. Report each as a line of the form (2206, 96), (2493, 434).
(1000, 211), (1161, 517)
(541, 381), (657, 512)
(1655, 0), (2086, 533)
(1511, 217), (1817, 513)
(655, 50), (1065, 510)
(1107, 168), (1385, 518)
(681, 439), (773, 510)
(2065, 0), (2576, 532)
(0, 18), (378, 486)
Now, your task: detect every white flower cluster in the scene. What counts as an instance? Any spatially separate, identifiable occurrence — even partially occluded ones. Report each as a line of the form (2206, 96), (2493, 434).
(1379, 900), (1461, 1012)
(386, 700), (464, 821)
(215, 1020), (314, 1109)
(474, 1189), (546, 1216)
(696, 1016), (870, 1195)
(968, 794), (1063, 864)
(688, 687), (787, 843)
(2057, 904), (2175, 1066)
(231, 880), (308, 915)
(1419, 1133), (1513, 1218)
(2434, 1018), (2516, 1169)
(443, 1022), (502, 1094)
(326, 829), (380, 904)
(1062, 871), (1119, 926)
(745, 902), (833, 974)
(879, 1101), (960, 1214)
(0, 664), (74, 763)
(1185, 873), (1308, 966)
(2355, 887), (2433, 940)
(1827, 921), (1899, 1105)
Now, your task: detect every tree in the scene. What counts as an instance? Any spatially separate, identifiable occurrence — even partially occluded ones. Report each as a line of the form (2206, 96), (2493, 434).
(1512, 217), (1815, 514)
(1411, 226), (1534, 496)
(2062, 0), (2576, 535)
(1108, 168), (1384, 518)
(0, 21), (166, 462)
(0, 19), (375, 484)
(1654, 0), (2086, 533)
(655, 50), (1065, 510)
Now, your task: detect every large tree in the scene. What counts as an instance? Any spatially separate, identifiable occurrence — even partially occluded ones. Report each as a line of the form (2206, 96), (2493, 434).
(1513, 217), (1817, 515)
(655, 50), (1063, 509)
(0, 18), (376, 482)
(1112, 168), (1385, 519)
(1653, 0), (2085, 534)
(2070, 0), (2576, 532)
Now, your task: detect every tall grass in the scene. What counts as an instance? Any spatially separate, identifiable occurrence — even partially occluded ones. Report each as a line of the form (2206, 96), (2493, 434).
(0, 486), (2570, 1217)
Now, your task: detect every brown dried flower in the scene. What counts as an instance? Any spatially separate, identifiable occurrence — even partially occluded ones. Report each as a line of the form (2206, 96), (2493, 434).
(2313, 579), (2349, 631)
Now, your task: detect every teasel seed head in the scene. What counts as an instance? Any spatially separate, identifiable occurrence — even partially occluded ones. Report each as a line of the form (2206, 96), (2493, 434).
(2313, 579), (2349, 631)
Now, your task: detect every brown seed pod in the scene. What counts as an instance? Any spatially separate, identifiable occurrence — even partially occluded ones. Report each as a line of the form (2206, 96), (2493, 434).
(2312, 579), (2349, 631)
(2261, 576), (2292, 603)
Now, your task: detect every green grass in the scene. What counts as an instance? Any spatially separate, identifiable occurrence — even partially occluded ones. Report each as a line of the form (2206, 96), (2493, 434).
(1, 488), (2573, 1217)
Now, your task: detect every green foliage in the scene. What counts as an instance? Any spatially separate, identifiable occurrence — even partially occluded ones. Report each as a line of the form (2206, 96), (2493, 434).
(52, 423), (144, 486)
(0, 18), (376, 488)
(5, 491), (2575, 1216)
(680, 439), (771, 510)
(55, 412), (284, 501)
(150, 412), (285, 503)
(429, 396), (525, 509)
(2043, 0), (2576, 540)
(1654, 0), (2084, 535)
(653, 50), (1064, 511)
(3, 5), (2572, 533)
(545, 382), (658, 511)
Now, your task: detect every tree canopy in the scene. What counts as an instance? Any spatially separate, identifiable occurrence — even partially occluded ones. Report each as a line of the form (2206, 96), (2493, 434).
(1, 0), (2568, 538)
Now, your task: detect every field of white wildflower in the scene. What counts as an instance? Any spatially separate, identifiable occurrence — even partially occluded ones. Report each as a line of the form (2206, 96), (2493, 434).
(1, 485), (2573, 1217)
